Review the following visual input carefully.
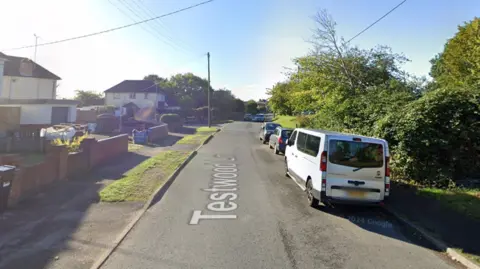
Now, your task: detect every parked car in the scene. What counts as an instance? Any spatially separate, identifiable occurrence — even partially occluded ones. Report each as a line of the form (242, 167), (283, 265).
(259, 122), (281, 144)
(244, 114), (252, 121)
(253, 114), (265, 122)
(284, 128), (390, 207)
(268, 127), (293, 154)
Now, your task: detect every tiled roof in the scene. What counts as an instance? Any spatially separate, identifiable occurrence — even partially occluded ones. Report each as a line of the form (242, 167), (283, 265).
(104, 80), (164, 94)
(0, 52), (61, 80)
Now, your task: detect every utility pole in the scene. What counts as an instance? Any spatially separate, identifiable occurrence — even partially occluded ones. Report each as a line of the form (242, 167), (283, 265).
(33, 34), (39, 62)
(207, 52), (211, 128)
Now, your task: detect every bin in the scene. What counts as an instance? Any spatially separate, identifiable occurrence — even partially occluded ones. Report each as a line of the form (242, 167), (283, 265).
(0, 165), (16, 213)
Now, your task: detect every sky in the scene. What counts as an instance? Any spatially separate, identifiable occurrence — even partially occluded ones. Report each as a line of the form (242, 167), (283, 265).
(0, 0), (478, 101)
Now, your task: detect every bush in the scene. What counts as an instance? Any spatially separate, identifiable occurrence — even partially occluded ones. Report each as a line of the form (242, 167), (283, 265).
(160, 113), (181, 124)
(377, 87), (480, 187)
(296, 115), (314, 128)
(52, 133), (88, 153)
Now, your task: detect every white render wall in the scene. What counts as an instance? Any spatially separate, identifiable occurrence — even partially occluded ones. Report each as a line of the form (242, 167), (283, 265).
(1, 76), (55, 99)
(0, 104), (77, 124)
(105, 92), (165, 108)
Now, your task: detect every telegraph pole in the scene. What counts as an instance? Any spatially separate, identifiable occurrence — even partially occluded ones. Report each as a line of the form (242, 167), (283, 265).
(33, 34), (39, 62)
(207, 52), (211, 128)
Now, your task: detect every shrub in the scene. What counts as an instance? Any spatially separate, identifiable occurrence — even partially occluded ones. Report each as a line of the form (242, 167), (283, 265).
(160, 113), (181, 124)
(52, 133), (88, 153)
(296, 115), (314, 128)
(377, 87), (480, 187)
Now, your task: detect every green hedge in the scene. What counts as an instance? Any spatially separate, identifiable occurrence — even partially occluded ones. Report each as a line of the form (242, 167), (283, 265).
(160, 113), (182, 124)
(376, 87), (480, 187)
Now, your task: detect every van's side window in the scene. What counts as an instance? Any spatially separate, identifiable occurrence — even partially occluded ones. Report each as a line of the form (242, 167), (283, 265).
(304, 135), (321, 157)
(289, 131), (298, 146)
(297, 132), (307, 151)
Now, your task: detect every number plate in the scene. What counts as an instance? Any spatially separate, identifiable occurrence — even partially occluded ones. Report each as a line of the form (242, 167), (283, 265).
(347, 190), (366, 198)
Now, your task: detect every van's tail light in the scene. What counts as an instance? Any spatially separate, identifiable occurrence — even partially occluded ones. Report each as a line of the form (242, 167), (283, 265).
(385, 157), (390, 177)
(321, 178), (326, 191)
(320, 151), (327, 171)
(278, 137), (283, 144)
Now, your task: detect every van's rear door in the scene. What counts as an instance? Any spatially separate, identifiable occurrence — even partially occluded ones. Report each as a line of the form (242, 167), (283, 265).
(326, 136), (386, 201)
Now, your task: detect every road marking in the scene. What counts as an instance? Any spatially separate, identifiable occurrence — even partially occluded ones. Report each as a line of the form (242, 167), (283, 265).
(190, 159), (239, 225)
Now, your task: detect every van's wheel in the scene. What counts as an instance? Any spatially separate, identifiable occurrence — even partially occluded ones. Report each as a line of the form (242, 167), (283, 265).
(306, 179), (319, 208)
(273, 145), (279, 155)
(284, 158), (289, 177)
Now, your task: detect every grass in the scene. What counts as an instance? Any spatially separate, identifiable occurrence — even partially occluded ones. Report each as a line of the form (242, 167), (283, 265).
(273, 115), (298, 128)
(417, 187), (480, 221)
(196, 126), (219, 132)
(177, 126), (217, 145)
(128, 143), (143, 152)
(99, 150), (190, 202)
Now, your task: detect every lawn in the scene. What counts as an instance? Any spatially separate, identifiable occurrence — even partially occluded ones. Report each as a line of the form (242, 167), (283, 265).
(417, 187), (480, 221)
(99, 150), (190, 202)
(273, 115), (298, 128)
(128, 143), (143, 152)
(177, 127), (217, 144)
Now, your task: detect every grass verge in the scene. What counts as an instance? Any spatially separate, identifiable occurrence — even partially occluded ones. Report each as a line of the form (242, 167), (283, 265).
(128, 143), (143, 152)
(417, 187), (480, 221)
(273, 115), (297, 128)
(177, 126), (217, 144)
(99, 150), (190, 202)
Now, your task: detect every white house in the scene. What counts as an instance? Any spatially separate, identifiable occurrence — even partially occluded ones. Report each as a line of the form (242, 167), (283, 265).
(0, 52), (78, 130)
(104, 80), (181, 112)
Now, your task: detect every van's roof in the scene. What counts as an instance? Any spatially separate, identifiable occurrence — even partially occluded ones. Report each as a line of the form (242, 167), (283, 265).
(294, 128), (388, 144)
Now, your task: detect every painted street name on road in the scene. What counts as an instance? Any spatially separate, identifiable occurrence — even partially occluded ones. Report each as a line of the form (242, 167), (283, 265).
(190, 156), (239, 225)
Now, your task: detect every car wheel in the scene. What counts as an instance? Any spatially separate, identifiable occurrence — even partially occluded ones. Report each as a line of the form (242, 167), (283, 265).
(306, 179), (319, 208)
(284, 158), (289, 177)
(274, 145), (279, 155)
(269, 142), (273, 149)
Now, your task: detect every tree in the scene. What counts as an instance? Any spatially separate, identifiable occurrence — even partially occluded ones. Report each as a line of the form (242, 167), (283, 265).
(429, 17), (480, 87)
(74, 90), (104, 107)
(234, 99), (245, 113)
(245, 100), (258, 114)
(267, 82), (294, 115)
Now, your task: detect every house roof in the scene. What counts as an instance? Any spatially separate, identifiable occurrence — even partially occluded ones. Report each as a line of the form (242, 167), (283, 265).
(0, 52), (61, 80)
(104, 80), (164, 94)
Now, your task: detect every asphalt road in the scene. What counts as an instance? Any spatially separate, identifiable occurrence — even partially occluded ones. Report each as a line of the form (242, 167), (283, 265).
(101, 122), (462, 269)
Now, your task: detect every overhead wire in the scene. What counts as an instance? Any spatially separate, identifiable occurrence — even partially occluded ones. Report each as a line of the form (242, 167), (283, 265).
(1, 0), (214, 51)
(345, 0), (407, 44)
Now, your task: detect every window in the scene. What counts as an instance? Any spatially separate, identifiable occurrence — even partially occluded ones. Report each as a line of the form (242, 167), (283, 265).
(304, 135), (321, 157)
(129, 93), (136, 99)
(289, 131), (297, 146)
(144, 93), (149, 99)
(265, 123), (280, 131)
(282, 129), (293, 138)
(297, 132), (307, 151)
(328, 140), (384, 168)
(114, 93), (120, 99)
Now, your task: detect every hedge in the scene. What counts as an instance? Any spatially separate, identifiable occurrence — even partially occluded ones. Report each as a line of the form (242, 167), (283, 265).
(160, 113), (182, 124)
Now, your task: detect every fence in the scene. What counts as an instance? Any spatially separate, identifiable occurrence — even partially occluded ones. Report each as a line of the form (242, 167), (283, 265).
(0, 130), (45, 153)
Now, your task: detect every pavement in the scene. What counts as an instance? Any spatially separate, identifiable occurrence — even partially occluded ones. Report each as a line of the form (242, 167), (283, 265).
(100, 122), (463, 269)
(0, 129), (201, 269)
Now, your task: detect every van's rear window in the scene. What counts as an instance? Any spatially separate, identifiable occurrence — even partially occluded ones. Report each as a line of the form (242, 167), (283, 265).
(328, 140), (383, 168)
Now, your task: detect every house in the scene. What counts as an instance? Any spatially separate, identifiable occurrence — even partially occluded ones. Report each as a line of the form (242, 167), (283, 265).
(0, 52), (79, 132)
(104, 80), (181, 113)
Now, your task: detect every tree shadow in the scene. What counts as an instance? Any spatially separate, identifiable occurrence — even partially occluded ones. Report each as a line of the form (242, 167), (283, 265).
(385, 182), (480, 261)
(0, 152), (147, 269)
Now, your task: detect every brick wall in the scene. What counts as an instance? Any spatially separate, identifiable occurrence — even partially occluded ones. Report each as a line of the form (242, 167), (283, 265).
(8, 145), (68, 205)
(6, 134), (129, 207)
(166, 121), (184, 132)
(148, 124), (168, 142)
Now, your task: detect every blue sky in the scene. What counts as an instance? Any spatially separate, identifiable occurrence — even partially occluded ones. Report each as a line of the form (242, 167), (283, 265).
(1, 0), (478, 101)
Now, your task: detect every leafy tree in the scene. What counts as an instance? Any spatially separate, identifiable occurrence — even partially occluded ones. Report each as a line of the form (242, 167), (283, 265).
(430, 17), (480, 87)
(267, 82), (293, 115)
(245, 100), (258, 114)
(74, 90), (104, 107)
(234, 99), (245, 112)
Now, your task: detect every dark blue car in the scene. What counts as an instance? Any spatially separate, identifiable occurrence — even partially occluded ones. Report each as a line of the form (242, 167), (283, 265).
(268, 127), (293, 154)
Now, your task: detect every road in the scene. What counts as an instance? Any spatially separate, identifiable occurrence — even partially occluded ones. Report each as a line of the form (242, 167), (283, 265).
(101, 122), (462, 269)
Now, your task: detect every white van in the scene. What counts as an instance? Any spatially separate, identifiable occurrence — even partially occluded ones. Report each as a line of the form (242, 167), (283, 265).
(284, 128), (390, 207)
